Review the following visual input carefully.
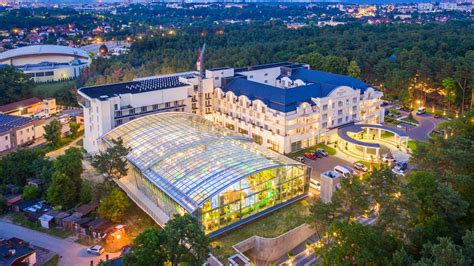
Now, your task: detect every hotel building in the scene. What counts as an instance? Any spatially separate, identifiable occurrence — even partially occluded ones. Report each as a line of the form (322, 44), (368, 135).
(79, 62), (384, 154)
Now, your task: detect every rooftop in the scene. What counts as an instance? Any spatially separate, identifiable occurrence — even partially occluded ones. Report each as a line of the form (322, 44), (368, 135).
(79, 75), (190, 99)
(0, 97), (42, 113)
(0, 114), (33, 128)
(102, 112), (302, 213)
(224, 64), (374, 113)
(0, 238), (36, 266)
(0, 45), (89, 62)
(17, 59), (88, 71)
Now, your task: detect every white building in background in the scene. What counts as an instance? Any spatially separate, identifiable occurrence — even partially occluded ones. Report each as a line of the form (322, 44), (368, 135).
(0, 45), (91, 82)
(79, 62), (384, 154)
(78, 72), (214, 153)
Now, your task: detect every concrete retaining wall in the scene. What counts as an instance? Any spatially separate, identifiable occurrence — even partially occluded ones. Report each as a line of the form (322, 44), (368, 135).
(232, 224), (315, 265)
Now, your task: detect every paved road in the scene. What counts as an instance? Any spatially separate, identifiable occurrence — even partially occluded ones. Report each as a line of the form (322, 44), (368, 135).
(406, 112), (444, 141)
(304, 155), (352, 180)
(0, 221), (120, 266)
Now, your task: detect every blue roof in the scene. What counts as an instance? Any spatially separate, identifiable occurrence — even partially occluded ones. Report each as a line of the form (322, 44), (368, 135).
(0, 114), (33, 128)
(222, 71), (373, 113)
(287, 68), (371, 91)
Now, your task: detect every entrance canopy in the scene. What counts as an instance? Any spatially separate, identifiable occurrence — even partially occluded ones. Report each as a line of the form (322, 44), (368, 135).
(337, 123), (409, 149)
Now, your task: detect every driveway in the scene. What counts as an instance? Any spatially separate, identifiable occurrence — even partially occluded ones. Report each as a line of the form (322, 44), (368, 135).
(406, 112), (445, 141)
(0, 221), (120, 266)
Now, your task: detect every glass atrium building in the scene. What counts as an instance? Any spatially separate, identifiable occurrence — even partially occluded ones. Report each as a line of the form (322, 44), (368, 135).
(102, 113), (310, 236)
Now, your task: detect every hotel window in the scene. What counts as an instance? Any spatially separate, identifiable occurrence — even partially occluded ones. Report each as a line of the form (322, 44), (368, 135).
(114, 104), (118, 110)
(331, 120), (335, 126)
(338, 109), (343, 115)
(214, 77), (219, 80)
(264, 73), (268, 76)
(322, 114), (328, 120)
(322, 122), (328, 128)
(352, 106), (357, 112)
(165, 102), (170, 108)
(249, 75), (253, 79)
(116, 110), (122, 117)
(352, 114), (357, 120)
(45, 71), (54, 76)
(174, 101), (179, 106)
(346, 99), (350, 105)
(130, 109), (135, 115)
(264, 80), (268, 83)
(153, 104), (159, 110)
(353, 97), (357, 103)
(322, 104), (328, 111)
(332, 102), (335, 108)
(346, 116), (349, 122)
(141, 106), (147, 112)
(338, 118), (343, 124)
(338, 101), (343, 107)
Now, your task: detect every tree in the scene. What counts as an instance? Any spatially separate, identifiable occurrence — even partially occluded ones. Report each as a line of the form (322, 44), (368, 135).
(125, 214), (210, 266)
(22, 185), (40, 200)
(99, 44), (109, 56)
(442, 78), (457, 109)
(0, 66), (34, 105)
(347, 60), (361, 78)
(163, 214), (211, 266)
(98, 187), (130, 223)
(0, 149), (46, 186)
(124, 228), (167, 266)
(44, 119), (62, 148)
(92, 138), (130, 179)
(0, 195), (7, 214)
(404, 171), (468, 254)
(69, 121), (80, 138)
(47, 171), (78, 209)
(54, 147), (83, 180)
(331, 178), (370, 220)
(315, 221), (397, 266)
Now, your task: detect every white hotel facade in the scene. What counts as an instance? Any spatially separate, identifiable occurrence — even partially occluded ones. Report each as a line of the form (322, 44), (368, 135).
(78, 62), (384, 154)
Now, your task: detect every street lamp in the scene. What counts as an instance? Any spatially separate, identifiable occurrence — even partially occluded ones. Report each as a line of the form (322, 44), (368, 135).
(416, 100), (421, 108)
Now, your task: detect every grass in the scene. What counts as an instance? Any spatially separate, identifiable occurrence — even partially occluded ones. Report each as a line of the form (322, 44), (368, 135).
(32, 80), (78, 99)
(384, 116), (401, 125)
(407, 140), (418, 152)
(381, 131), (395, 139)
(9, 213), (72, 239)
(400, 117), (419, 126)
(287, 143), (337, 159)
(44, 255), (60, 266)
(43, 131), (84, 153)
(210, 198), (314, 261)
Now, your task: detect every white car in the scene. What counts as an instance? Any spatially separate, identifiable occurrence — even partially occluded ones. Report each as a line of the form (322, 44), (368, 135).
(392, 168), (405, 176)
(87, 245), (105, 255)
(382, 155), (396, 163)
(353, 163), (368, 172)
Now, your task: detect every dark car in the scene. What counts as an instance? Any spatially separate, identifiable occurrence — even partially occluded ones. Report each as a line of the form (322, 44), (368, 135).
(433, 114), (441, 119)
(316, 148), (328, 157)
(313, 151), (324, 158)
(394, 161), (408, 171)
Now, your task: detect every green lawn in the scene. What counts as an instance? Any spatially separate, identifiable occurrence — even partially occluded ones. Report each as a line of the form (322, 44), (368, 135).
(211, 198), (314, 261)
(287, 143), (337, 159)
(381, 131), (395, 139)
(32, 80), (77, 98)
(44, 255), (60, 266)
(9, 213), (72, 239)
(408, 140), (418, 152)
(400, 117), (419, 125)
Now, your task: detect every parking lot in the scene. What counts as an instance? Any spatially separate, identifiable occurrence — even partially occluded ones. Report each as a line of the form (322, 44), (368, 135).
(302, 154), (353, 180)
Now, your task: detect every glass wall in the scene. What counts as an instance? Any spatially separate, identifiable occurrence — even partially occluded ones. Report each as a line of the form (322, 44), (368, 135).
(198, 165), (308, 234)
(130, 166), (187, 218)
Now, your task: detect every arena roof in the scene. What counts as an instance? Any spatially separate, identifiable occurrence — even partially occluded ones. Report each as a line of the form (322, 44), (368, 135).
(0, 45), (90, 62)
(102, 112), (302, 213)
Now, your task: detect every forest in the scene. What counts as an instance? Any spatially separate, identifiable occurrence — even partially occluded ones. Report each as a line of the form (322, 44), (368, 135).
(84, 21), (473, 111)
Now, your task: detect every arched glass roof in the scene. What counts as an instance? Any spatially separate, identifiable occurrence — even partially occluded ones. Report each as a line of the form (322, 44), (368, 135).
(102, 112), (302, 213)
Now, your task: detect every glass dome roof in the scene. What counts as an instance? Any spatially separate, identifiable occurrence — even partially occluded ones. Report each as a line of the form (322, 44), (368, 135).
(102, 112), (302, 213)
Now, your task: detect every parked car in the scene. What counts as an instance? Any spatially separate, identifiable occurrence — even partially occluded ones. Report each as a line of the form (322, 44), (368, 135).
(121, 245), (131, 256)
(310, 179), (321, 191)
(296, 156), (305, 163)
(382, 154), (396, 163)
(316, 148), (328, 157)
(416, 107), (426, 115)
(353, 163), (368, 172)
(433, 114), (441, 119)
(304, 153), (317, 160)
(87, 245), (105, 255)
(392, 168), (406, 176)
(393, 161), (408, 171)
(334, 165), (351, 177)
